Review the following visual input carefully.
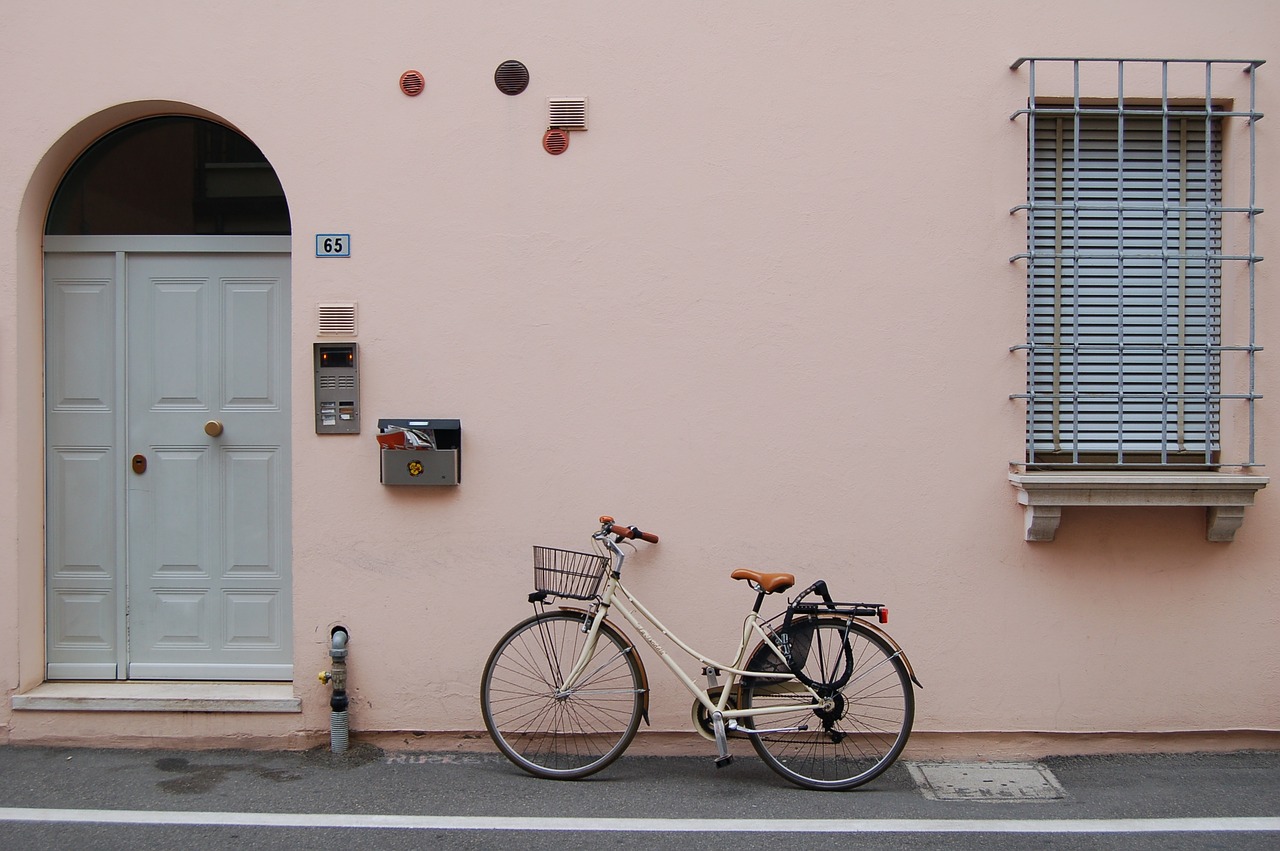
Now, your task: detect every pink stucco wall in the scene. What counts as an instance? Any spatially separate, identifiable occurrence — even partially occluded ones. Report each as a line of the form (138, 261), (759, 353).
(1, 1), (1277, 750)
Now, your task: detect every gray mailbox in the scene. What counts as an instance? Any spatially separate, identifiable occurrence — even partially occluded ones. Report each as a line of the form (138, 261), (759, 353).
(377, 419), (461, 486)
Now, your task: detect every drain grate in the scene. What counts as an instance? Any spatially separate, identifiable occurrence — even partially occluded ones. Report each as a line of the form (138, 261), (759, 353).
(908, 762), (1066, 801)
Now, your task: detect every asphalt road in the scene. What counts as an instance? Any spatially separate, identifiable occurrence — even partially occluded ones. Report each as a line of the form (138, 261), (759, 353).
(0, 744), (1277, 850)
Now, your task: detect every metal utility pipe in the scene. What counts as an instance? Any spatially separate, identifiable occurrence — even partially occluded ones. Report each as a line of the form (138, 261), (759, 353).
(319, 626), (350, 753)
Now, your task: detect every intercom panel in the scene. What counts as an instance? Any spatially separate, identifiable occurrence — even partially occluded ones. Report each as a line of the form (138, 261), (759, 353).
(314, 343), (360, 434)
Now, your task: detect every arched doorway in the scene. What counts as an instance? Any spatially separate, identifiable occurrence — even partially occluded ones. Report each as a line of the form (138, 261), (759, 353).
(44, 117), (292, 681)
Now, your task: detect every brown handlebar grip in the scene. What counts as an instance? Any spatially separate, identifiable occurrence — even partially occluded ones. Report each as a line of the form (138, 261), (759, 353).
(608, 524), (659, 543)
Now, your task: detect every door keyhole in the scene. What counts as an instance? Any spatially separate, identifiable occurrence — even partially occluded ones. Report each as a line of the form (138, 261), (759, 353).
(131, 454), (147, 474)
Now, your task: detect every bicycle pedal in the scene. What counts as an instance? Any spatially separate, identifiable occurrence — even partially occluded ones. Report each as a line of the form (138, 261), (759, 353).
(714, 754), (734, 769)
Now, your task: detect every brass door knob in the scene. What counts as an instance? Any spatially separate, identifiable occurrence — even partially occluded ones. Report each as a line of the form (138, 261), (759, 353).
(204, 420), (224, 437)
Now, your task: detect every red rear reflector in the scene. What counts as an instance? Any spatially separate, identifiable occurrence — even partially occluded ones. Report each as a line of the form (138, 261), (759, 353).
(878, 607), (889, 623)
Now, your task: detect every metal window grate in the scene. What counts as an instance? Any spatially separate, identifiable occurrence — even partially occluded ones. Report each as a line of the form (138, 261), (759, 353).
(1009, 58), (1264, 469)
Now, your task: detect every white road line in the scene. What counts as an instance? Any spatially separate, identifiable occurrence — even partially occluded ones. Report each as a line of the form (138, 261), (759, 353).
(0, 809), (1278, 833)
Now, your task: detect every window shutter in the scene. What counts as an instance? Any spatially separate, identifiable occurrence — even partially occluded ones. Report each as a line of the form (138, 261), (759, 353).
(1027, 112), (1222, 462)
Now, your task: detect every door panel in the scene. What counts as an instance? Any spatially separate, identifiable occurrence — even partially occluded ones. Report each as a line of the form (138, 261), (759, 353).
(224, 282), (280, 406)
(148, 279), (210, 407)
(45, 246), (291, 681)
(126, 253), (291, 680)
(45, 253), (122, 679)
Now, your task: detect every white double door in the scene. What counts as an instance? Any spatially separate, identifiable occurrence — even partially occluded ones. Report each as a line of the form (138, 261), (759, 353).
(45, 238), (292, 680)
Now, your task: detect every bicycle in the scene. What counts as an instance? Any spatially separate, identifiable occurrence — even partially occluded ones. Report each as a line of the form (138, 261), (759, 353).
(480, 516), (921, 791)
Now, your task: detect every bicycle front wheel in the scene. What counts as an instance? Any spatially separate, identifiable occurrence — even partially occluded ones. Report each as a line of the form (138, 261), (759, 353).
(480, 610), (644, 779)
(740, 617), (914, 790)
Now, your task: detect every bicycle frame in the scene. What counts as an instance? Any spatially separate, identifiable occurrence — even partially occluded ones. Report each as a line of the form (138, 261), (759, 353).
(554, 534), (826, 732)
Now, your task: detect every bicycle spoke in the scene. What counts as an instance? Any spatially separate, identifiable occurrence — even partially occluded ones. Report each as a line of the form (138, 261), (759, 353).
(481, 611), (644, 779)
(741, 618), (913, 790)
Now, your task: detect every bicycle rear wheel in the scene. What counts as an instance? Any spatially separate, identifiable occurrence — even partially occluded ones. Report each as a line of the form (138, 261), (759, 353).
(740, 617), (913, 790)
(481, 610), (644, 779)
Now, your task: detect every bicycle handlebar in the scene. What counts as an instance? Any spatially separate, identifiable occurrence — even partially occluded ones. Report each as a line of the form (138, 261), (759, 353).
(599, 515), (659, 544)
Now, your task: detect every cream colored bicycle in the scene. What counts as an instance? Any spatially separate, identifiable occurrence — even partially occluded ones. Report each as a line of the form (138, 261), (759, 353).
(480, 516), (921, 790)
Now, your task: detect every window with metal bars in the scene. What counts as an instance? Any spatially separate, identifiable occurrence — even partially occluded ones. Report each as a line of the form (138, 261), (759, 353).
(1010, 58), (1264, 469)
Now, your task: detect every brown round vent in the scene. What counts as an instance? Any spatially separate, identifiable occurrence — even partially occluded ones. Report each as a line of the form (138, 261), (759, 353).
(542, 128), (570, 155)
(399, 70), (425, 96)
(494, 60), (530, 96)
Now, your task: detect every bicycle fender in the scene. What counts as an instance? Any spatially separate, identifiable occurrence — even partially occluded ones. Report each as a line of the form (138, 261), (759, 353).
(557, 606), (652, 725)
(856, 620), (923, 689)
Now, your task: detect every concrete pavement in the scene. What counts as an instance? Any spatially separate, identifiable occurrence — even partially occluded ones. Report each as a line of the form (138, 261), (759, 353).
(0, 742), (1277, 849)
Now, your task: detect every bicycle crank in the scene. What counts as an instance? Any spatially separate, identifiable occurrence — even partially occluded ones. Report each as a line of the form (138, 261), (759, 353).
(691, 687), (744, 741)
(711, 712), (733, 768)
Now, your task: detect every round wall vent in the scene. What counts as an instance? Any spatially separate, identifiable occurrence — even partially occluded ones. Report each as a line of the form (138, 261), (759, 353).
(542, 128), (570, 155)
(399, 70), (425, 96)
(494, 60), (530, 96)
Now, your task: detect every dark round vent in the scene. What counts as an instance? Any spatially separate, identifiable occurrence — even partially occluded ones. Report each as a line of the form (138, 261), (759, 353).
(542, 128), (570, 155)
(494, 60), (530, 96)
(399, 70), (425, 97)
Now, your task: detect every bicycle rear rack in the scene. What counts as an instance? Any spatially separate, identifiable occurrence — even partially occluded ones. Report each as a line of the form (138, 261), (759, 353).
(788, 601), (887, 623)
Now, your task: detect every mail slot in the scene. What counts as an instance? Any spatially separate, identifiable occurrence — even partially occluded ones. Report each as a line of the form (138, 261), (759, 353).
(377, 419), (461, 486)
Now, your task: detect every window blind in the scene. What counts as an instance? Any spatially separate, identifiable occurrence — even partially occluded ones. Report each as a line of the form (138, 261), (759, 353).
(1026, 110), (1222, 463)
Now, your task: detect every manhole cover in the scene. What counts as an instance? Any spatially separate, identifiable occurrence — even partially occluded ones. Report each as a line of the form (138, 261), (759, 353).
(908, 762), (1066, 801)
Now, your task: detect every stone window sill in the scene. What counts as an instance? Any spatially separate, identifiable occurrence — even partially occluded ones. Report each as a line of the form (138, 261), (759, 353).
(11, 681), (301, 713)
(1008, 472), (1269, 542)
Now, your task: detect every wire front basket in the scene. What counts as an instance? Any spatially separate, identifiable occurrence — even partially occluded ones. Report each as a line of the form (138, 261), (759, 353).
(532, 546), (610, 601)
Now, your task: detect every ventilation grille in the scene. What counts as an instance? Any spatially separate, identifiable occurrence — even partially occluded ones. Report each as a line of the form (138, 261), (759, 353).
(494, 60), (530, 96)
(548, 98), (588, 130)
(318, 303), (357, 336)
(400, 70), (425, 96)
(543, 129), (570, 155)
(319, 374), (357, 390)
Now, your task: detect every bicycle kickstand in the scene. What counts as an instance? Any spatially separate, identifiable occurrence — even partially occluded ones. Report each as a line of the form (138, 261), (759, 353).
(711, 712), (733, 768)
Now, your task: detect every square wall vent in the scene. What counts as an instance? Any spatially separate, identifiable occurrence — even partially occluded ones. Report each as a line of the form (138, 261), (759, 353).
(318, 303), (357, 336)
(548, 98), (588, 130)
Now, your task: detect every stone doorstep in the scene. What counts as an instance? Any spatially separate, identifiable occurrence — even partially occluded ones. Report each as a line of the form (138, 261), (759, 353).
(11, 681), (301, 713)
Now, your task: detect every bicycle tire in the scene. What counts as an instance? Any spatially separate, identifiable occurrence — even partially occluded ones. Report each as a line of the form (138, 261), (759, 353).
(481, 610), (644, 779)
(739, 617), (914, 790)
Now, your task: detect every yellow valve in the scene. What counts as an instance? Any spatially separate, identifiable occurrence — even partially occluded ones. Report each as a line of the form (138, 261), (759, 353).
(318, 671), (332, 684)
